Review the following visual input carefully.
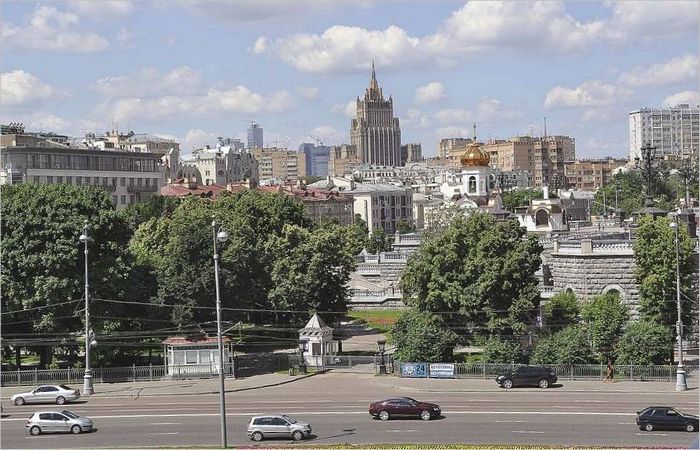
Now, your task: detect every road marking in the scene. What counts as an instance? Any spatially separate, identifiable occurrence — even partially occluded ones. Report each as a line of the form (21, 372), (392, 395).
(636, 433), (670, 436)
(153, 432), (179, 435)
(494, 420), (525, 423)
(512, 430), (544, 434)
(149, 422), (181, 425)
(385, 430), (416, 433)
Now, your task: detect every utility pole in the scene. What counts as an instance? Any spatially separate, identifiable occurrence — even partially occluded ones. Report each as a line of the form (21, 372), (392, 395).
(212, 219), (230, 447)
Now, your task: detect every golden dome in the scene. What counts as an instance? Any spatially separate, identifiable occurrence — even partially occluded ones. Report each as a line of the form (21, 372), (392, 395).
(460, 141), (490, 167)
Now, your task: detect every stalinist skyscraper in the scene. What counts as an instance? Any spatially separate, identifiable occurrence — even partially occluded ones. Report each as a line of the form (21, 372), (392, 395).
(350, 62), (402, 166)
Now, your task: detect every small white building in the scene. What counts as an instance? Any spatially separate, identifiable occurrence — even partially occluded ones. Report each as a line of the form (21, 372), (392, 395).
(514, 186), (569, 233)
(162, 335), (233, 377)
(298, 314), (338, 368)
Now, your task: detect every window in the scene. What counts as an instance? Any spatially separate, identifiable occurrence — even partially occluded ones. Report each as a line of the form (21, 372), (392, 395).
(129, 178), (135, 186)
(66, 176), (72, 184)
(271, 418), (287, 426)
(199, 350), (210, 364)
(56, 176), (63, 184)
(185, 350), (198, 364)
(120, 177), (126, 186)
(39, 413), (53, 421)
(129, 195), (135, 204)
(76, 176), (82, 186)
(120, 195), (126, 204)
(46, 176), (53, 184)
(173, 351), (184, 365)
(112, 195), (118, 204)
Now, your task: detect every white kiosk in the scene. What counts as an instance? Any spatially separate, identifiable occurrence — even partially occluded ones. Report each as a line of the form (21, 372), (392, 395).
(298, 313), (337, 368)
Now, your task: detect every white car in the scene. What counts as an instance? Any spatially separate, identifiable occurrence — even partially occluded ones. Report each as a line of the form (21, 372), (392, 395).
(12, 385), (80, 406)
(26, 410), (93, 435)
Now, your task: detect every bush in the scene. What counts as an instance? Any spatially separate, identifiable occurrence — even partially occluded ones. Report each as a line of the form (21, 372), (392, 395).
(541, 291), (579, 333)
(615, 320), (671, 365)
(482, 337), (525, 364)
(531, 325), (595, 365)
(392, 309), (457, 362)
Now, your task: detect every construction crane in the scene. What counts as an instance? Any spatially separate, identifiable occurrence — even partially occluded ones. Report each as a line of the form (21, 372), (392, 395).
(308, 134), (324, 146)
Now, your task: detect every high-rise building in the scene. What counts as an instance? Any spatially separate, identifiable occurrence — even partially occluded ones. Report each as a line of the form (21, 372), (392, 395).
(247, 121), (263, 148)
(400, 143), (423, 164)
(350, 62), (401, 166)
(629, 104), (699, 161)
(299, 143), (331, 177)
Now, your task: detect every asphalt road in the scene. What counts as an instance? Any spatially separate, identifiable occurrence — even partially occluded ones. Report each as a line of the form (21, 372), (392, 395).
(1, 374), (698, 449)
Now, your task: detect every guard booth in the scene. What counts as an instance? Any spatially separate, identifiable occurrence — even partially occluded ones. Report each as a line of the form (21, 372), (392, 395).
(298, 313), (337, 368)
(162, 335), (233, 377)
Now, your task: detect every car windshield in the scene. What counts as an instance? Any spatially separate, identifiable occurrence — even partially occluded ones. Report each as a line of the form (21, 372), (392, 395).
(59, 385), (72, 390)
(61, 411), (79, 419)
(282, 415), (297, 424)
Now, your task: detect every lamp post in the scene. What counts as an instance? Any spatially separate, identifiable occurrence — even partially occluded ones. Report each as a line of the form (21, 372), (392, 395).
(78, 221), (94, 396)
(669, 217), (687, 391)
(297, 341), (307, 374)
(377, 339), (387, 375)
(211, 219), (229, 448)
(634, 142), (658, 208)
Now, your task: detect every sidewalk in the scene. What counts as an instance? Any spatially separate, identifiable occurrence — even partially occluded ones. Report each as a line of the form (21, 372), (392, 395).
(0, 372), (317, 399)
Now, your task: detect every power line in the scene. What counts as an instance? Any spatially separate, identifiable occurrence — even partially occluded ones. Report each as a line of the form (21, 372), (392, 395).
(1, 299), (81, 315)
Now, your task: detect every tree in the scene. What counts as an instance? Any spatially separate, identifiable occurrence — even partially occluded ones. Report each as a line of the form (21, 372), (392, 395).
(633, 215), (694, 333)
(1, 184), (148, 367)
(541, 291), (579, 333)
(341, 216), (370, 256)
(396, 219), (415, 234)
(367, 228), (392, 254)
(392, 310), (457, 362)
(615, 321), (671, 365)
(400, 212), (542, 335)
(502, 188), (546, 212)
(530, 325), (595, 365)
(591, 172), (644, 216)
(581, 293), (628, 363)
(482, 337), (524, 364)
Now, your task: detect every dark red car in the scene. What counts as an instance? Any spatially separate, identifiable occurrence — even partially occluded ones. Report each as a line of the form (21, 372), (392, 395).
(369, 397), (441, 421)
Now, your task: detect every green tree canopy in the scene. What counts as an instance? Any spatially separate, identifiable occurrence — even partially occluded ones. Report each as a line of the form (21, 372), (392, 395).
(581, 293), (629, 362)
(482, 337), (525, 364)
(633, 215), (694, 330)
(530, 325), (595, 365)
(367, 228), (392, 254)
(400, 212), (542, 335)
(615, 321), (671, 365)
(392, 310), (457, 362)
(541, 291), (579, 333)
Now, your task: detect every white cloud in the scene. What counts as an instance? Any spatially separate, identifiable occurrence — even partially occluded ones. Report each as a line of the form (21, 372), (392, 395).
(404, 109), (431, 129)
(179, 0), (365, 24)
(27, 113), (71, 131)
(308, 125), (338, 144)
(183, 129), (217, 150)
(297, 86), (320, 100)
(663, 91), (700, 107)
(435, 98), (520, 125)
(93, 66), (204, 97)
(414, 82), (446, 105)
(619, 55), (698, 87)
(332, 100), (356, 118)
(544, 80), (631, 109)
(436, 126), (472, 139)
(604, 1), (699, 43)
(116, 28), (132, 48)
(435, 108), (473, 125)
(100, 86), (294, 123)
(66, 0), (135, 17)
(2, 5), (109, 52)
(0, 70), (69, 106)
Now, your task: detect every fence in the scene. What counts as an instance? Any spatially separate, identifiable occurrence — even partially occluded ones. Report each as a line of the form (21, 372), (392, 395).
(287, 354), (395, 374)
(1, 363), (234, 387)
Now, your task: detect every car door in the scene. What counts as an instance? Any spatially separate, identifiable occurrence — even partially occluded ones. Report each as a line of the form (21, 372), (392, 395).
(44, 386), (59, 403)
(37, 413), (55, 432)
(650, 408), (668, 429)
(271, 417), (290, 437)
(385, 400), (401, 416)
(512, 367), (528, 386)
(665, 409), (684, 430)
(28, 387), (47, 404)
(53, 413), (71, 433)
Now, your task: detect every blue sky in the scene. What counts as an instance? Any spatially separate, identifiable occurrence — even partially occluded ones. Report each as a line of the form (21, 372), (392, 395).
(1, 0), (698, 158)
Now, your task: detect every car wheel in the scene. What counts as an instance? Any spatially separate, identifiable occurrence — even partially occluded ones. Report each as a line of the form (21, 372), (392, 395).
(645, 423), (654, 432)
(14, 397), (25, 406)
(291, 430), (304, 441)
(29, 426), (41, 436)
(502, 379), (513, 389)
(685, 423), (696, 432)
(71, 425), (82, 434)
(538, 379), (549, 389)
(379, 410), (390, 421)
(56, 396), (66, 405)
(420, 410), (431, 421)
(250, 431), (263, 442)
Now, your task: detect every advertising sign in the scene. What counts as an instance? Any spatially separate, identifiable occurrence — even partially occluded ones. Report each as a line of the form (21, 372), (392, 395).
(429, 363), (455, 378)
(400, 362), (428, 378)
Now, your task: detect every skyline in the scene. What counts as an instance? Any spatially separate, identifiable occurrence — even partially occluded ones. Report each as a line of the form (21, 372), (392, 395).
(1, 0), (698, 158)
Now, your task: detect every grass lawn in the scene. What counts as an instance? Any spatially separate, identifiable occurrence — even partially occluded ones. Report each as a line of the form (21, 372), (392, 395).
(347, 309), (406, 336)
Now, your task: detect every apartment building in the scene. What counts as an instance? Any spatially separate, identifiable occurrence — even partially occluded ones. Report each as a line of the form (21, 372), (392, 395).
(564, 158), (628, 191)
(328, 144), (361, 176)
(629, 104), (699, 160)
(251, 147), (305, 181)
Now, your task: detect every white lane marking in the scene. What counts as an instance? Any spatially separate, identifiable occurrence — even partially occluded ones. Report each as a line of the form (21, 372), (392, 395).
(636, 433), (670, 436)
(494, 420), (525, 423)
(512, 431), (544, 434)
(385, 430), (417, 433)
(0, 410), (639, 422)
(149, 422), (181, 425)
(618, 422), (635, 425)
(153, 432), (179, 435)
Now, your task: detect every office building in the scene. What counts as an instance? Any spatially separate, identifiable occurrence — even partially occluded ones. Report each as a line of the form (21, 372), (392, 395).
(299, 143), (331, 177)
(629, 104), (699, 160)
(247, 121), (263, 148)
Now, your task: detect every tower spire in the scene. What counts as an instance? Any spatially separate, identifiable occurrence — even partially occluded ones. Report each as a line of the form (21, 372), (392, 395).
(472, 122), (477, 141)
(369, 59), (379, 91)
(543, 117), (547, 138)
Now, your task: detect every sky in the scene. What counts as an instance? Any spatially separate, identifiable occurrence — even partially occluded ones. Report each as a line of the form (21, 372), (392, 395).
(1, 0), (698, 158)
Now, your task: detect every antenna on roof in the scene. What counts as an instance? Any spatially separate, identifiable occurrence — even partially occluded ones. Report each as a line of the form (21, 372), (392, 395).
(543, 117), (547, 138)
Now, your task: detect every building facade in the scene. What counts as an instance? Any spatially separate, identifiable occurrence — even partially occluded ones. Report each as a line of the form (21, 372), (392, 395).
(629, 104), (699, 160)
(564, 158), (628, 191)
(329, 144), (361, 176)
(168, 144), (258, 186)
(247, 121), (263, 149)
(251, 147), (305, 181)
(299, 143), (331, 177)
(400, 143), (423, 164)
(350, 63), (402, 166)
(348, 182), (413, 233)
(437, 137), (472, 160)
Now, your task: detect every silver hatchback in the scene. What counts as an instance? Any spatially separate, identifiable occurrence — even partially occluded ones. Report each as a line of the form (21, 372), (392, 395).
(12, 385), (80, 406)
(247, 415), (311, 441)
(26, 410), (93, 435)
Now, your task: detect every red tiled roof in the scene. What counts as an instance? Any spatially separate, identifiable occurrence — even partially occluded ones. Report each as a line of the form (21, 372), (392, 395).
(160, 184), (226, 198)
(161, 335), (232, 345)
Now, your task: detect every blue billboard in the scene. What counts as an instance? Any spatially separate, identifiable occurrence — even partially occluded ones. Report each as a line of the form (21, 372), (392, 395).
(400, 362), (428, 378)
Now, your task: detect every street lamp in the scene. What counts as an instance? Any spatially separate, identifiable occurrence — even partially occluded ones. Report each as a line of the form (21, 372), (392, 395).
(377, 339), (387, 375)
(634, 142), (658, 208)
(78, 221), (94, 396)
(669, 217), (687, 391)
(211, 218), (229, 447)
(297, 340), (307, 374)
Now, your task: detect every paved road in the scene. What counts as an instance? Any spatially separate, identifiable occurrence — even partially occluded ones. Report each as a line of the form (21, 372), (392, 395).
(1, 373), (698, 448)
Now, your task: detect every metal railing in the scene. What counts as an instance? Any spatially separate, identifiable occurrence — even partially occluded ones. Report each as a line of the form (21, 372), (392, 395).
(1, 363), (235, 386)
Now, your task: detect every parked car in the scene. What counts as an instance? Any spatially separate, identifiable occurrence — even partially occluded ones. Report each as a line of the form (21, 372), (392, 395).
(12, 385), (80, 406)
(247, 415), (311, 441)
(26, 410), (93, 435)
(636, 406), (698, 432)
(496, 366), (557, 389)
(369, 397), (441, 421)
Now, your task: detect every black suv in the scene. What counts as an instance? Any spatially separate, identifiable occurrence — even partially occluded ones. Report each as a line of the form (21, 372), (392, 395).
(496, 365), (557, 389)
